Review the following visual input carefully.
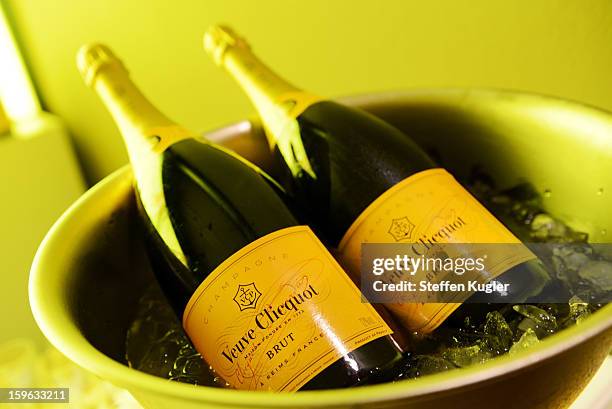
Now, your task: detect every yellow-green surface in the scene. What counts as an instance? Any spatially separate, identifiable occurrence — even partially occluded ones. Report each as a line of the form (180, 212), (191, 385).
(4, 0), (612, 183)
(0, 114), (84, 347)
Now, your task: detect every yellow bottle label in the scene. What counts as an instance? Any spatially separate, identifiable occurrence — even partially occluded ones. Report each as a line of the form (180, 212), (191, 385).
(183, 226), (393, 391)
(337, 168), (536, 333)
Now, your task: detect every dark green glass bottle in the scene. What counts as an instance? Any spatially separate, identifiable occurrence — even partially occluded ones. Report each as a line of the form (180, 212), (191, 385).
(77, 43), (404, 391)
(204, 25), (551, 334)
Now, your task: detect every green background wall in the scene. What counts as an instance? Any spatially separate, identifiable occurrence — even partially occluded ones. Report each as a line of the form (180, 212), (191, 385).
(5, 0), (612, 183)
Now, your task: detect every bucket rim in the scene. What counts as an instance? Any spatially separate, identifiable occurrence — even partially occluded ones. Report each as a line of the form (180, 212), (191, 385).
(30, 88), (612, 407)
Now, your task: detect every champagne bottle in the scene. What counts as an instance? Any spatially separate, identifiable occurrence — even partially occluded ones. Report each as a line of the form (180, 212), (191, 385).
(204, 26), (551, 334)
(77, 44), (404, 391)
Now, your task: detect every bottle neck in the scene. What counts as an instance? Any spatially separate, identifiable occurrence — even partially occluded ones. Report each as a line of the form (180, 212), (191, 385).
(92, 64), (190, 155)
(221, 45), (322, 127)
(218, 44), (321, 179)
(222, 45), (300, 109)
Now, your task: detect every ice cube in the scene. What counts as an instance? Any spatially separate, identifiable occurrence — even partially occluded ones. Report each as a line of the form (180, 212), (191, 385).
(441, 345), (491, 367)
(125, 284), (222, 387)
(562, 296), (591, 326)
(509, 328), (539, 354)
(512, 305), (557, 335)
(481, 311), (513, 353)
(395, 355), (457, 380)
(530, 214), (568, 239)
(578, 260), (612, 292)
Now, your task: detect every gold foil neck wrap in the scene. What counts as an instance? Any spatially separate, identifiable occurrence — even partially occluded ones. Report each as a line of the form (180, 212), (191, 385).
(204, 25), (251, 66)
(77, 43), (128, 87)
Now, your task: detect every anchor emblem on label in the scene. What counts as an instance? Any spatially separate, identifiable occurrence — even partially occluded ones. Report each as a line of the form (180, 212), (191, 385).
(388, 217), (416, 242)
(233, 282), (262, 311)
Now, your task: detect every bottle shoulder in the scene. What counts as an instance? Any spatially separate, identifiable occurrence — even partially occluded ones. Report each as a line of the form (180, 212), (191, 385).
(298, 101), (436, 171)
(163, 139), (299, 226)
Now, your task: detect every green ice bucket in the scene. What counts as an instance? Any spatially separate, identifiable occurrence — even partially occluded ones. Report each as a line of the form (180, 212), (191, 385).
(30, 89), (612, 409)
